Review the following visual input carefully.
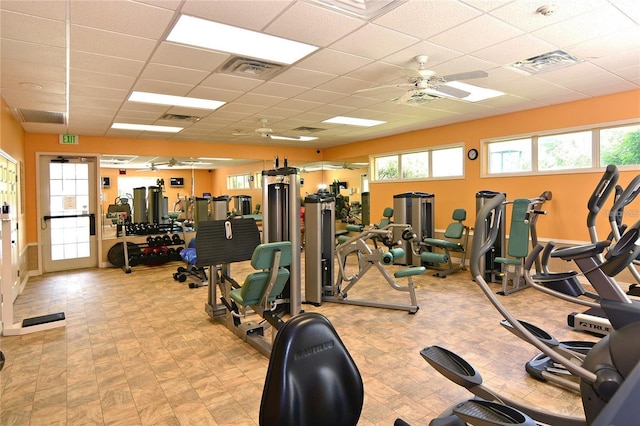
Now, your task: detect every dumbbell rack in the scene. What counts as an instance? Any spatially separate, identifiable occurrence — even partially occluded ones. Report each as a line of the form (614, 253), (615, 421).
(110, 220), (187, 272)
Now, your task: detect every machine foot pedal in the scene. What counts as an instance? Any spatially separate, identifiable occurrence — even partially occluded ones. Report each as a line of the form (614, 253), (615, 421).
(453, 400), (536, 425)
(22, 312), (65, 327)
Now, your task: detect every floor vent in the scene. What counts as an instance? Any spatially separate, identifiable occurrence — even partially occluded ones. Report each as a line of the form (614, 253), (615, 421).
(13, 108), (66, 124)
(219, 56), (284, 79)
(507, 50), (583, 75)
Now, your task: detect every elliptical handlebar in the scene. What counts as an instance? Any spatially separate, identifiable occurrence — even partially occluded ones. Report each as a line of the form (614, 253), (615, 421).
(608, 175), (640, 234)
(587, 164), (619, 228)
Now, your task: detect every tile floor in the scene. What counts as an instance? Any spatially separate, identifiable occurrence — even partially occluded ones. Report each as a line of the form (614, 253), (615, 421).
(1, 254), (596, 425)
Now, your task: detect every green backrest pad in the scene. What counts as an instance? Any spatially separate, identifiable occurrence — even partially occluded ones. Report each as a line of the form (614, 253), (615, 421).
(443, 208), (467, 239)
(236, 269), (291, 306)
(508, 198), (531, 259)
(251, 241), (292, 270)
(378, 207), (394, 228)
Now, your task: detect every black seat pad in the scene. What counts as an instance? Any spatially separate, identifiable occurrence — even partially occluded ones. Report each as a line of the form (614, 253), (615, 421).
(260, 312), (364, 426)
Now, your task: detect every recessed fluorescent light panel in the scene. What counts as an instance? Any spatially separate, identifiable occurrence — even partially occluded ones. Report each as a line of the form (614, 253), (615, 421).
(128, 91), (225, 110)
(269, 135), (318, 141)
(167, 15), (319, 65)
(432, 82), (504, 102)
(111, 123), (183, 133)
(323, 116), (386, 127)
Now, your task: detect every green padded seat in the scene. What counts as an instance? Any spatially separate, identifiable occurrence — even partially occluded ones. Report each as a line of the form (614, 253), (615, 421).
(228, 241), (292, 307)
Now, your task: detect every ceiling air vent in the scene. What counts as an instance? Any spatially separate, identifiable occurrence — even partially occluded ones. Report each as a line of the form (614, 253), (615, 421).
(508, 50), (583, 75)
(292, 126), (325, 133)
(160, 113), (201, 123)
(219, 57), (284, 79)
(13, 108), (66, 124)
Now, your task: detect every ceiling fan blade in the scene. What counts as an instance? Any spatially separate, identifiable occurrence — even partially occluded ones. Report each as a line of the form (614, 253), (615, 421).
(441, 70), (488, 82)
(356, 83), (414, 93)
(432, 84), (471, 99)
(395, 89), (417, 104)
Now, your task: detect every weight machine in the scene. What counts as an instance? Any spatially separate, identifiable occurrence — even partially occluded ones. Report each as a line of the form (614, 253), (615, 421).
(324, 222), (424, 313)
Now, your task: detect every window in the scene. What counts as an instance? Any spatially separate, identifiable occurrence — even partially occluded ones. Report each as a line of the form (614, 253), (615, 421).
(374, 155), (399, 180)
(487, 138), (531, 174)
(372, 144), (464, 182)
(401, 152), (429, 179)
(227, 174), (250, 189)
(484, 122), (640, 175)
(600, 124), (640, 167)
(432, 146), (463, 177)
(538, 131), (591, 171)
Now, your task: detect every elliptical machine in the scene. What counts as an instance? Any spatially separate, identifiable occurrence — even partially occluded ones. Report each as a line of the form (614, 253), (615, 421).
(412, 192), (640, 426)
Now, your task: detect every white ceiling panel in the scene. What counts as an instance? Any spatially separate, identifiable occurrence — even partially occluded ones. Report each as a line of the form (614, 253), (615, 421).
(150, 42), (230, 72)
(71, 51), (145, 77)
(69, 0), (175, 39)
(180, 0), (293, 31)
(0, 10), (66, 47)
(430, 14), (524, 54)
(374, 0), (482, 39)
(329, 24), (420, 60)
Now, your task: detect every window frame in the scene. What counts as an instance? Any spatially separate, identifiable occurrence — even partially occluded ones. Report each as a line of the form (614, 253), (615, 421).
(482, 119), (640, 177)
(226, 173), (251, 190)
(370, 142), (465, 183)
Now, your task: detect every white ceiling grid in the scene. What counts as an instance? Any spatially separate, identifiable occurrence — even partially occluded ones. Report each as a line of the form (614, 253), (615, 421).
(0, 0), (638, 163)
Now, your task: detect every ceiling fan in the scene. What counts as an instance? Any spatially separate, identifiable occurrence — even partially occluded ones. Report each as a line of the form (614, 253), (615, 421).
(232, 119), (304, 140)
(358, 55), (489, 104)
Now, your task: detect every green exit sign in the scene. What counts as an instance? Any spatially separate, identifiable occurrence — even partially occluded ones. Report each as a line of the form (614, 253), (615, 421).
(59, 134), (79, 144)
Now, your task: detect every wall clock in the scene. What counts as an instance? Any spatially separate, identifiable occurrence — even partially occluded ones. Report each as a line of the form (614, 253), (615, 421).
(467, 148), (478, 161)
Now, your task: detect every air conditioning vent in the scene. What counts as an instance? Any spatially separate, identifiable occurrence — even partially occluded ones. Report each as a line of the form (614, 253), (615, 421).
(13, 108), (66, 124)
(292, 126), (325, 133)
(508, 50), (583, 75)
(219, 56), (284, 79)
(160, 113), (201, 122)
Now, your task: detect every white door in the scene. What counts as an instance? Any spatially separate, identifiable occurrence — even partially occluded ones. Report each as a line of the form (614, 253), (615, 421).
(40, 155), (98, 272)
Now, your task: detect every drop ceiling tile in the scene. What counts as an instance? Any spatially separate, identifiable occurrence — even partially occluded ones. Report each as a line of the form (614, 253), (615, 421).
(430, 14), (523, 54)
(471, 34), (556, 67)
(488, 0), (606, 33)
(1, 60), (66, 86)
(1, 38), (66, 67)
(140, 63), (210, 86)
(70, 95), (122, 110)
(270, 67), (337, 88)
(71, 51), (145, 77)
(610, 0), (640, 23)
(180, 0), (293, 31)
(296, 49), (373, 76)
(0, 0), (66, 20)
(70, 85), (128, 101)
(274, 98), (323, 112)
(345, 61), (404, 84)
(70, 69), (136, 91)
(329, 24), (420, 60)
(1, 90), (66, 110)
(150, 42), (230, 72)
(215, 103), (266, 116)
(70, 0), (174, 39)
(331, 95), (385, 109)
(265, 1), (364, 47)
(532, 7), (636, 48)
(250, 82), (309, 98)
(232, 92), (286, 108)
(1, 10), (66, 47)
(572, 28), (640, 60)
(459, 0), (515, 12)
(316, 76), (379, 93)
(21, 122), (68, 134)
(70, 25), (157, 60)
(132, 79), (195, 96)
(200, 73), (264, 92)
(374, 0), (482, 39)
(187, 87), (244, 103)
(295, 88), (345, 104)
(382, 42), (464, 68)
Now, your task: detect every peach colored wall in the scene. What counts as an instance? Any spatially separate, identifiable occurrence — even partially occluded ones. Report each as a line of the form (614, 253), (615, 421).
(323, 90), (640, 242)
(22, 133), (320, 242)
